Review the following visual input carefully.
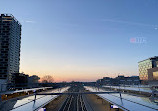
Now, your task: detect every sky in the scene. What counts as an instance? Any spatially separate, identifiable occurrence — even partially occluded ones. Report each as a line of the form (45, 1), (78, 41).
(1, 0), (158, 82)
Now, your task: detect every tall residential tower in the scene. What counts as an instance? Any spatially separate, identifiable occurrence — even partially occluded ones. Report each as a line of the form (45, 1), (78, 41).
(0, 14), (21, 88)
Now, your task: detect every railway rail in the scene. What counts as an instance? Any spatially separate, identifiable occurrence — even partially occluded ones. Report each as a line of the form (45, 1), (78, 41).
(58, 94), (87, 111)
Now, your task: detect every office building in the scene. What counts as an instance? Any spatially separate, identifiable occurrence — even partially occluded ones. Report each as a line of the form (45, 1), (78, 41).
(12, 73), (29, 89)
(138, 56), (158, 80)
(148, 67), (158, 80)
(97, 75), (140, 85)
(0, 14), (21, 89)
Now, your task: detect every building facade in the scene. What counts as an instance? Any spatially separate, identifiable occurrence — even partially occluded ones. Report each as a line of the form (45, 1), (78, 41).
(0, 14), (21, 86)
(12, 73), (28, 89)
(97, 75), (140, 85)
(138, 56), (158, 80)
(148, 67), (158, 81)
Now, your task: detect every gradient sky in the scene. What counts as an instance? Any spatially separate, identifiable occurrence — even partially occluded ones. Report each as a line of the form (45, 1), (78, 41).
(1, 0), (158, 82)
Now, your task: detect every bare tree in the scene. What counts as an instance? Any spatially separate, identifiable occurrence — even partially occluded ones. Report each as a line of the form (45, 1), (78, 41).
(41, 75), (54, 83)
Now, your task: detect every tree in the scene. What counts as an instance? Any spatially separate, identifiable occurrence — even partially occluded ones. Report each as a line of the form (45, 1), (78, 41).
(41, 75), (54, 83)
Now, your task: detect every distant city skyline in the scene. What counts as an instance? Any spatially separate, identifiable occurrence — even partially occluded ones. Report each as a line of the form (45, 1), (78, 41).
(1, 0), (158, 82)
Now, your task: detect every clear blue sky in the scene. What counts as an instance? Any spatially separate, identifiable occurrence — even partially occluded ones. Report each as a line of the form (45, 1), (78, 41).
(1, 0), (158, 82)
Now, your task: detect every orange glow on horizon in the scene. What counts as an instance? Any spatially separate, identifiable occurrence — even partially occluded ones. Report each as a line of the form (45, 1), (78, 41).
(20, 64), (138, 82)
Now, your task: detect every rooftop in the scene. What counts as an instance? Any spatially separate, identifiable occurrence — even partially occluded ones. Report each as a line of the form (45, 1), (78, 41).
(0, 13), (21, 26)
(138, 56), (158, 63)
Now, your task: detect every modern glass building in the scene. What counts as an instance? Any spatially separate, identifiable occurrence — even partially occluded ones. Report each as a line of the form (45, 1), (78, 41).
(148, 67), (158, 81)
(153, 71), (158, 80)
(138, 56), (158, 80)
(0, 14), (21, 84)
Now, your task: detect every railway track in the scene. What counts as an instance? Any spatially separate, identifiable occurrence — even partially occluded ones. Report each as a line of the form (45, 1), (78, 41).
(58, 84), (88, 111)
(77, 94), (87, 111)
(59, 94), (87, 111)
(61, 95), (73, 111)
